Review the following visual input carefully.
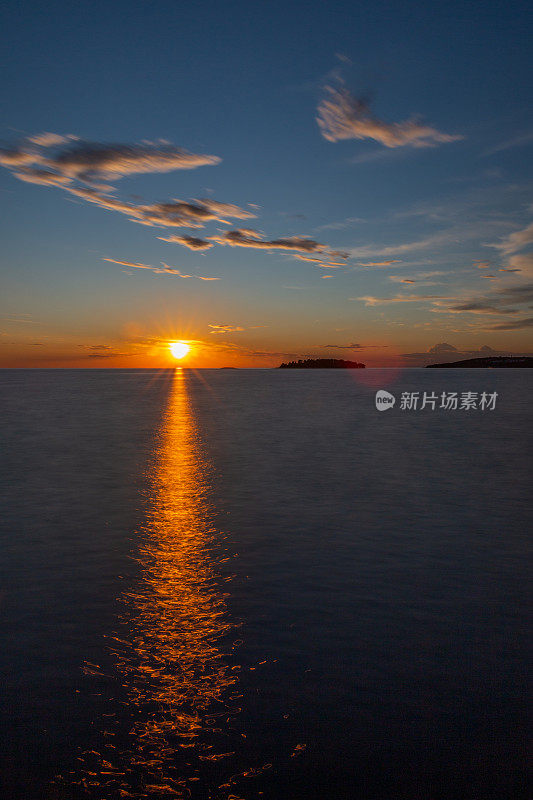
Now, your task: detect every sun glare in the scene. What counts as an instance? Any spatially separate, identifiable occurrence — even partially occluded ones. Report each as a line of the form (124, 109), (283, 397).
(169, 341), (190, 360)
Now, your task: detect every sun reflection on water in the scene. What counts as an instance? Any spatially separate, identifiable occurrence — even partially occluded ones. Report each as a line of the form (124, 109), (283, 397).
(74, 369), (247, 798)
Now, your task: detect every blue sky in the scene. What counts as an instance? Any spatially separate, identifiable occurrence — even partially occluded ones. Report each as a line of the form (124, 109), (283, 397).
(1, 0), (532, 366)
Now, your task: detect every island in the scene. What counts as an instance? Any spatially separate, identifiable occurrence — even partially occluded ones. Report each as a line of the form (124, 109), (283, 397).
(427, 356), (533, 368)
(279, 358), (365, 369)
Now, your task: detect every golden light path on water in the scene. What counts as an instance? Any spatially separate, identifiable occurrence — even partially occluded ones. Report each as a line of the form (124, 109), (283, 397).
(72, 369), (269, 799)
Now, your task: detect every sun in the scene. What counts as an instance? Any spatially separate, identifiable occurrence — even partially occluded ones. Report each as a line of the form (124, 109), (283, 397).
(169, 341), (190, 360)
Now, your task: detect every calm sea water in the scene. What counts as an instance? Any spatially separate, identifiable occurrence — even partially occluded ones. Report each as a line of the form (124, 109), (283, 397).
(0, 368), (530, 800)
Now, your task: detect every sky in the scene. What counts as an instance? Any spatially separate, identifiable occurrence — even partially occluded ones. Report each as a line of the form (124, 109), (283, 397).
(1, 0), (532, 367)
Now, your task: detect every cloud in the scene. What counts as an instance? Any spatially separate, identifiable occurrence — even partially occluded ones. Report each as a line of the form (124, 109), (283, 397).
(27, 133), (76, 147)
(357, 293), (447, 306)
(349, 232), (458, 260)
(208, 324), (245, 334)
(69, 188), (255, 229)
(317, 87), (463, 148)
(157, 234), (214, 250)
(504, 253), (533, 278)
(316, 216), (365, 231)
(434, 283), (533, 316)
(0, 135), (261, 236)
(13, 168), (75, 186)
(198, 199), (258, 221)
(360, 260), (402, 267)
(209, 229), (327, 254)
(321, 342), (363, 349)
(483, 130), (533, 156)
(490, 221), (533, 255)
(485, 317), (533, 330)
(87, 351), (130, 358)
(103, 257), (220, 280)
(1, 314), (39, 324)
(0, 134), (260, 233)
(292, 253), (347, 268)
(349, 219), (513, 262)
(0, 147), (40, 167)
(14, 138), (219, 182)
(443, 301), (518, 314)
(1, 132), (347, 271)
(427, 342), (458, 353)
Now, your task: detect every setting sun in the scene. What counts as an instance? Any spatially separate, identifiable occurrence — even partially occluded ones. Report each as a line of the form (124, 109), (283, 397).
(169, 341), (190, 360)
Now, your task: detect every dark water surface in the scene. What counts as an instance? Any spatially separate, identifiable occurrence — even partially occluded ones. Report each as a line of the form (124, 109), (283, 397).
(0, 368), (530, 799)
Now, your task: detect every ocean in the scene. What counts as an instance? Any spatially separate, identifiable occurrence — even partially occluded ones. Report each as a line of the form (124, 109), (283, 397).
(0, 368), (530, 799)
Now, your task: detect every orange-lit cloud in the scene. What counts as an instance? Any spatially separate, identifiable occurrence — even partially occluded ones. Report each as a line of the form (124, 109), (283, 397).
(103, 257), (220, 280)
(357, 293), (448, 306)
(66, 187), (255, 229)
(208, 323), (245, 334)
(1, 137), (220, 181)
(320, 342), (386, 349)
(485, 317), (533, 330)
(209, 228), (326, 253)
(317, 87), (463, 148)
(359, 260), (402, 267)
(157, 235), (214, 250)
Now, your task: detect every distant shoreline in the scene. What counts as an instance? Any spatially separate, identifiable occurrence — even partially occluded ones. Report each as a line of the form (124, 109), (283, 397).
(427, 356), (533, 368)
(278, 358), (365, 369)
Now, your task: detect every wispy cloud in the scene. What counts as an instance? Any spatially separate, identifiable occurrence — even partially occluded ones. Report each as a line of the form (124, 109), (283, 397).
(208, 323), (245, 334)
(0, 133), (258, 233)
(483, 130), (533, 157)
(485, 316), (533, 330)
(317, 86), (463, 148)
(359, 259), (402, 267)
(504, 253), (533, 277)
(209, 229), (326, 253)
(349, 232), (461, 260)
(319, 342), (386, 350)
(157, 234), (214, 250)
(315, 216), (365, 231)
(357, 293), (448, 307)
(433, 283), (533, 316)
(0, 132), (347, 270)
(489, 221), (533, 255)
(1, 314), (40, 324)
(0, 136), (220, 182)
(66, 187), (255, 229)
(103, 257), (220, 280)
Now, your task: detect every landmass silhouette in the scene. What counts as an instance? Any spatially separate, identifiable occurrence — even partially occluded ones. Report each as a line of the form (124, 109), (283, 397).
(427, 356), (533, 368)
(279, 358), (365, 369)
